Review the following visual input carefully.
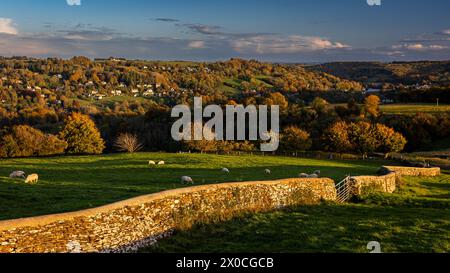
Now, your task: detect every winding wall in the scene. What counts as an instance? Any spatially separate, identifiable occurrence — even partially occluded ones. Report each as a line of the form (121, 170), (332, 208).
(0, 178), (336, 253)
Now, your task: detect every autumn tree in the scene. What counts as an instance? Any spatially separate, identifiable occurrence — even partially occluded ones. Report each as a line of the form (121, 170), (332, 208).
(364, 95), (381, 119)
(324, 121), (406, 157)
(59, 113), (105, 155)
(69, 69), (84, 82)
(280, 126), (312, 152)
(311, 97), (329, 113)
(348, 121), (379, 157)
(0, 125), (67, 158)
(374, 124), (407, 157)
(324, 121), (353, 153)
(263, 92), (289, 112)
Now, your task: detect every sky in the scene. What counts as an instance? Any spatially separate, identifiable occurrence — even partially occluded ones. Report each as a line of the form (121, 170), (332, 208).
(0, 0), (449, 62)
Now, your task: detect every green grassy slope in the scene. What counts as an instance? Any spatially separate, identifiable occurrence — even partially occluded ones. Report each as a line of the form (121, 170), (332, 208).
(145, 172), (450, 253)
(0, 153), (387, 220)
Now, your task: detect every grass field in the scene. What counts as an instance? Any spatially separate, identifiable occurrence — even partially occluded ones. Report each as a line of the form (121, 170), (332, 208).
(380, 104), (450, 115)
(328, 103), (450, 115)
(2, 153), (448, 252)
(0, 153), (388, 220)
(144, 172), (450, 253)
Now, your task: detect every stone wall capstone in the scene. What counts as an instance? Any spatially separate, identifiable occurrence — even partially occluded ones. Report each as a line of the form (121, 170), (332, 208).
(0, 178), (336, 253)
(382, 166), (441, 177)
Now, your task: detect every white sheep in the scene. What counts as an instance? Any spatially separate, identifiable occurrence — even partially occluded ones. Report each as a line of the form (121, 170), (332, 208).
(157, 161), (165, 165)
(222, 168), (230, 173)
(25, 174), (39, 184)
(181, 176), (194, 184)
(299, 173), (309, 178)
(313, 170), (321, 177)
(148, 160), (156, 165)
(9, 171), (26, 179)
(265, 169), (272, 175)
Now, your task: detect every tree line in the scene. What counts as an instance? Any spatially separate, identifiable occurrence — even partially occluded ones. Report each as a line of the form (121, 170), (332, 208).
(2, 93), (448, 158)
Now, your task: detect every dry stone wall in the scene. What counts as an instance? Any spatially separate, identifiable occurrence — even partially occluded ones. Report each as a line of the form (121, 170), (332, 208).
(383, 166), (441, 177)
(349, 173), (397, 196)
(0, 178), (336, 253)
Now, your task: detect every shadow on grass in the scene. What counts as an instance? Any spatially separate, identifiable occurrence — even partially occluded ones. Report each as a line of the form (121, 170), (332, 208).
(142, 204), (450, 253)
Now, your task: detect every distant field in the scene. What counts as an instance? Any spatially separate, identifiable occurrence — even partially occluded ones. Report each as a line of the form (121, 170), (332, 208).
(0, 153), (388, 220)
(380, 104), (450, 115)
(328, 103), (450, 115)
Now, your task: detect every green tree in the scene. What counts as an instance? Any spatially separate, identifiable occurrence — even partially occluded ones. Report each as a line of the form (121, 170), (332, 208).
(59, 113), (105, 155)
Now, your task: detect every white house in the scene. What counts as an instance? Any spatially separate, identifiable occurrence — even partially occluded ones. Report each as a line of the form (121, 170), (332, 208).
(131, 89), (139, 97)
(94, 94), (105, 100)
(143, 89), (154, 97)
(111, 90), (122, 96)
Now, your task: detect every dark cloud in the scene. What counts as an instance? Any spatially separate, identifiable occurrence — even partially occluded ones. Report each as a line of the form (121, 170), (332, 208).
(182, 24), (225, 35)
(154, 18), (180, 22)
(181, 23), (275, 38)
(54, 25), (121, 41)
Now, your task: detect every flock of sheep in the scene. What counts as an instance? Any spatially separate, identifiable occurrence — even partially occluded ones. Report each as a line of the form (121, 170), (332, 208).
(148, 160), (321, 185)
(7, 161), (321, 187)
(9, 171), (39, 184)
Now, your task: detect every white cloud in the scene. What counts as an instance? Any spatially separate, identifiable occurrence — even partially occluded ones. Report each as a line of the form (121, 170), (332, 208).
(393, 43), (449, 51)
(231, 35), (349, 54)
(66, 0), (81, 6)
(0, 18), (18, 35)
(188, 41), (205, 49)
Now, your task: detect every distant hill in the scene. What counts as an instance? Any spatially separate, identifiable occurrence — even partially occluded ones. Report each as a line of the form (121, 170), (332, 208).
(307, 61), (450, 86)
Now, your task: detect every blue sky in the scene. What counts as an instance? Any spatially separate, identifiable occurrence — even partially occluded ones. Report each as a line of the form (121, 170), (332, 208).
(0, 0), (449, 62)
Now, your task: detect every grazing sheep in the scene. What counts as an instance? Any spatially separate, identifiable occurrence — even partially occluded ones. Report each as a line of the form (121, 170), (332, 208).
(299, 173), (309, 178)
(9, 171), (26, 179)
(265, 169), (272, 175)
(157, 161), (165, 165)
(181, 176), (194, 184)
(148, 160), (156, 165)
(25, 174), (39, 184)
(222, 168), (230, 173)
(299, 173), (319, 178)
(313, 170), (321, 177)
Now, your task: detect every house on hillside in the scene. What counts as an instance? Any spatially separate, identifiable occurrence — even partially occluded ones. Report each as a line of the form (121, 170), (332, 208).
(94, 94), (105, 100)
(143, 89), (154, 97)
(111, 90), (122, 96)
(131, 89), (139, 97)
